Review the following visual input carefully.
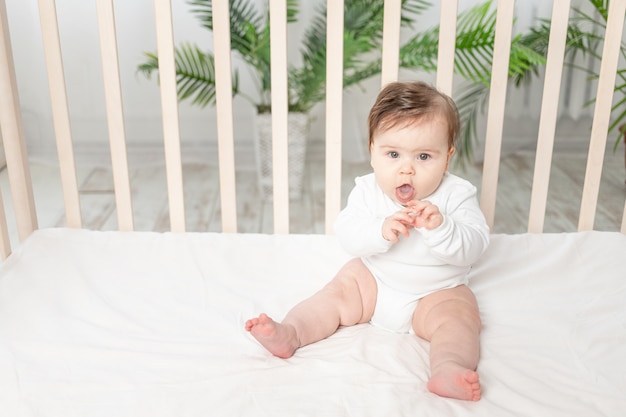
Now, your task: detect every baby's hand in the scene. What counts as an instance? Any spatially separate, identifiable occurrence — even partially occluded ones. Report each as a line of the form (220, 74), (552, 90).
(382, 210), (415, 243)
(405, 200), (443, 230)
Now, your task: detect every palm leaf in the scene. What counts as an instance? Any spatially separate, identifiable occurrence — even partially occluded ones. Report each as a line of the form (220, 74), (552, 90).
(175, 43), (219, 107)
(187, 0), (264, 55)
(452, 1), (497, 85)
(137, 52), (159, 79)
(138, 43), (240, 108)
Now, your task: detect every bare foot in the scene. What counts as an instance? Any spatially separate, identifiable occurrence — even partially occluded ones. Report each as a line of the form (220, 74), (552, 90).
(427, 365), (481, 401)
(245, 313), (299, 359)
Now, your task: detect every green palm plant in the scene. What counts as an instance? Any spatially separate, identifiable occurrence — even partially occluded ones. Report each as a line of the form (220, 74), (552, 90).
(138, 0), (566, 166)
(447, 0), (626, 163)
(138, 0), (429, 114)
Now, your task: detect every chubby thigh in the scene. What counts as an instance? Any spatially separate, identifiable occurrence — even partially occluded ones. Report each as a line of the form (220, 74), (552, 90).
(327, 258), (378, 326)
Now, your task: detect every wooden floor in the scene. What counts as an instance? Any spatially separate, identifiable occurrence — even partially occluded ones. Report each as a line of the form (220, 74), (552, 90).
(1, 150), (624, 248)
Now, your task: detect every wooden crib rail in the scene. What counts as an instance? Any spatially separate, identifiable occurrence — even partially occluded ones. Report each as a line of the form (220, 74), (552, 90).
(38, 0), (81, 231)
(0, 0), (625, 260)
(152, 0), (186, 233)
(0, 0), (37, 255)
(578, 0), (626, 232)
(211, 0), (237, 234)
(96, 0), (134, 232)
(324, 0), (345, 235)
(478, 0), (515, 232)
(526, 0), (571, 234)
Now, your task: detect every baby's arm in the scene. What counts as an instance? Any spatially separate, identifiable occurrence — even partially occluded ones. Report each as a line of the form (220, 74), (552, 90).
(413, 187), (489, 266)
(335, 178), (399, 256)
(335, 206), (393, 256)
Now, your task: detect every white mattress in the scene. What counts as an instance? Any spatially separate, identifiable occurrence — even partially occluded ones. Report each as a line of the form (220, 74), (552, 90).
(0, 228), (624, 416)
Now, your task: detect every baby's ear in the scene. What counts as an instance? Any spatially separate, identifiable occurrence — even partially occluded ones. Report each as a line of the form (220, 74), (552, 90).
(446, 146), (455, 167)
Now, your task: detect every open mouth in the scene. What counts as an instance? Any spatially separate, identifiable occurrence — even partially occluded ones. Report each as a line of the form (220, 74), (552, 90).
(395, 183), (415, 203)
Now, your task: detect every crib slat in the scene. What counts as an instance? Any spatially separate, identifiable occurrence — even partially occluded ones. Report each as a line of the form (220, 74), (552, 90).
(527, 0), (571, 233)
(479, 0), (515, 231)
(436, 0), (458, 96)
(212, 0), (237, 233)
(381, 0), (401, 86)
(324, 0), (344, 234)
(38, 0), (82, 229)
(0, 0), (37, 242)
(578, 0), (626, 231)
(269, 0), (289, 234)
(154, 0), (186, 232)
(96, 0), (134, 232)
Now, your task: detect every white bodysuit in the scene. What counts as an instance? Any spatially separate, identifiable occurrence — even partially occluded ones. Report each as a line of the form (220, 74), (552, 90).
(334, 172), (490, 333)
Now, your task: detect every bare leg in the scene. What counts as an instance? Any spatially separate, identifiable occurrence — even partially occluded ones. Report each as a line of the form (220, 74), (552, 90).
(412, 285), (482, 401)
(245, 258), (377, 358)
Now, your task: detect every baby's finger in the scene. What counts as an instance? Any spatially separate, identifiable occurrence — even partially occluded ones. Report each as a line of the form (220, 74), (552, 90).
(419, 204), (440, 218)
(393, 211), (415, 224)
(411, 200), (431, 211)
(385, 231), (399, 243)
(391, 221), (408, 237)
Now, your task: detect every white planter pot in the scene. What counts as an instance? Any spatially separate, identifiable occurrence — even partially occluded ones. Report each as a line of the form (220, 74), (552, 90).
(255, 112), (309, 200)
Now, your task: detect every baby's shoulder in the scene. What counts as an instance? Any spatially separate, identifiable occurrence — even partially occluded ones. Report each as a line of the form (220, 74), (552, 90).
(352, 173), (379, 194)
(354, 172), (376, 186)
(441, 172), (478, 193)
(348, 173), (390, 208)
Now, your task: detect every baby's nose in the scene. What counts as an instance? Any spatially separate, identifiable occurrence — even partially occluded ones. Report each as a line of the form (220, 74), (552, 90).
(400, 162), (415, 175)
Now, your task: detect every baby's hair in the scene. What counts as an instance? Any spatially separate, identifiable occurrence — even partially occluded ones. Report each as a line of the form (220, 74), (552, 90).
(367, 81), (460, 150)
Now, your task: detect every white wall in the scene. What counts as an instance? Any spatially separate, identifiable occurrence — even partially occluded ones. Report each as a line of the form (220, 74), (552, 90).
(4, 0), (598, 166)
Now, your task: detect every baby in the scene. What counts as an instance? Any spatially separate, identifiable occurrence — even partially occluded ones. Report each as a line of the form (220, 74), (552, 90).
(246, 81), (490, 401)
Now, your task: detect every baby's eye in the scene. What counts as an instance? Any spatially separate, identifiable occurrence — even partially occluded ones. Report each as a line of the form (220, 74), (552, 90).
(418, 153), (430, 161)
(388, 151), (399, 159)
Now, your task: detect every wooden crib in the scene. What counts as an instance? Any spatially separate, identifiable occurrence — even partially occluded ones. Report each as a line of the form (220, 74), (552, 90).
(0, 0), (625, 416)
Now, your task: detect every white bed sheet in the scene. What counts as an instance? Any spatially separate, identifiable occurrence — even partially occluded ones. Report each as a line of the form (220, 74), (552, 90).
(0, 228), (624, 416)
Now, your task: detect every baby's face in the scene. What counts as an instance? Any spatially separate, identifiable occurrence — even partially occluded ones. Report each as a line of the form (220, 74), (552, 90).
(369, 116), (454, 205)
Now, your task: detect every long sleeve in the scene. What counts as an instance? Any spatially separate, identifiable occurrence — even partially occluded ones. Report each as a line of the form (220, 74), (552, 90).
(418, 182), (490, 266)
(334, 175), (394, 257)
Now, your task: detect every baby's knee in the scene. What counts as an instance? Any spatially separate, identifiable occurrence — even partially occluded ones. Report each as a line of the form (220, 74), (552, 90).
(324, 261), (377, 325)
(417, 297), (482, 338)
(443, 303), (482, 333)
